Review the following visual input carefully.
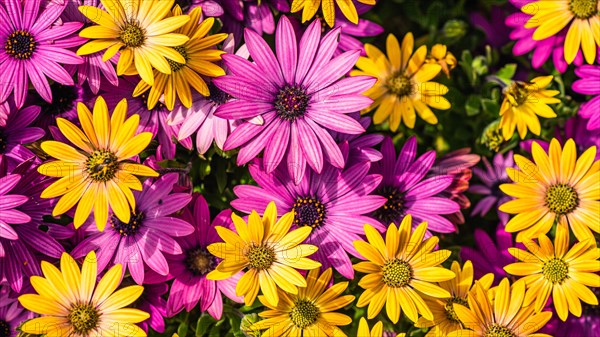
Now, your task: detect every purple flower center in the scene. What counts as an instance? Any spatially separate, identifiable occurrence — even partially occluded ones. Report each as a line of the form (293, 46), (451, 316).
(208, 82), (231, 106)
(373, 186), (405, 225)
(0, 130), (6, 154)
(185, 247), (215, 275)
(41, 83), (81, 116)
(4, 30), (36, 60)
(292, 197), (327, 228)
(275, 85), (310, 122)
(110, 211), (144, 236)
(0, 320), (10, 337)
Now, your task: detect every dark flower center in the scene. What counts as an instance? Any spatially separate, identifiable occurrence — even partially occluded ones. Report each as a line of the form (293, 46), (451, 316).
(445, 297), (469, 323)
(168, 46), (188, 72)
(387, 72), (414, 97)
(545, 183), (579, 215)
(208, 82), (231, 106)
(0, 320), (10, 337)
(138, 92), (166, 112)
(185, 247), (216, 276)
(484, 324), (515, 337)
(373, 186), (406, 225)
(86, 150), (119, 182)
(68, 303), (100, 335)
(289, 299), (320, 329)
(275, 85), (310, 122)
(120, 22), (146, 48)
(5, 30), (36, 59)
(111, 211), (144, 236)
(0, 130), (6, 154)
(292, 197), (326, 228)
(569, 0), (598, 19)
(382, 259), (413, 287)
(41, 83), (80, 116)
(542, 257), (569, 284)
(490, 181), (505, 198)
(246, 244), (276, 270)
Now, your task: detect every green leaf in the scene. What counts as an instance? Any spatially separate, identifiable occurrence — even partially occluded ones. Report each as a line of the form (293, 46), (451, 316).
(481, 98), (499, 115)
(178, 322), (188, 337)
(496, 63), (517, 82)
(196, 315), (215, 337)
(465, 95), (481, 116)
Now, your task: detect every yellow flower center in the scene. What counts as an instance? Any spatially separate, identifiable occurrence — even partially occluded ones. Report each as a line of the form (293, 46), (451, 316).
(110, 211), (144, 236)
(382, 259), (413, 288)
(445, 297), (469, 323)
(289, 299), (320, 329)
(275, 85), (310, 122)
(292, 197), (326, 228)
(68, 303), (100, 335)
(246, 244), (276, 270)
(120, 22), (146, 48)
(4, 30), (36, 60)
(505, 82), (530, 106)
(569, 0), (598, 19)
(484, 324), (516, 337)
(542, 257), (569, 284)
(185, 247), (215, 275)
(86, 150), (119, 182)
(545, 183), (579, 215)
(168, 46), (188, 72)
(387, 72), (414, 97)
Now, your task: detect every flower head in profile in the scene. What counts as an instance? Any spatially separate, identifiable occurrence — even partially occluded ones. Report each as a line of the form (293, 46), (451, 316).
(77, 0), (191, 86)
(214, 16), (374, 184)
(500, 139), (599, 241)
(573, 64), (600, 131)
(470, 151), (515, 224)
(504, 224), (599, 321)
(499, 75), (560, 140)
(18, 251), (150, 336)
(353, 33), (450, 130)
(133, 6), (227, 110)
(0, 0), (83, 108)
(207, 202), (321, 307)
(426, 44), (457, 78)
(353, 216), (456, 324)
(290, 0), (376, 27)
(250, 268), (355, 336)
(447, 278), (552, 337)
(37, 96), (158, 230)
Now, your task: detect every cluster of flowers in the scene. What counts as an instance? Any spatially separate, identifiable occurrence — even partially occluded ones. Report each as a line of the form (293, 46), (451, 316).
(0, 0), (598, 336)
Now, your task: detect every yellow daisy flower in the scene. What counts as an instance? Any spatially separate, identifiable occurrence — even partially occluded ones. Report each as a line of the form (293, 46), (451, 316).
(447, 278), (553, 337)
(416, 261), (494, 337)
(18, 251), (149, 336)
(37, 96), (158, 231)
(133, 6), (227, 110)
(504, 224), (599, 321)
(206, 202), (321, 307)
(353, 215), (456, 324)
(498, 75), (560, 140)
(250, 268), (355, 337)
(352, 33), (450, 131)
(523, 0), (600, 64)
(290, 0), (376, 27)
(77, 0), (191, 86)
(499, 138), (599, 242)
(426, 44), (457, 78)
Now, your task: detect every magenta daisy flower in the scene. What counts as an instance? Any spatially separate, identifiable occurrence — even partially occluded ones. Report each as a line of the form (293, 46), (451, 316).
(573, 65), (600, 131)
(59, 0), (118, 94)
(166, 194), (243, 319)
(220, 0), (290, 43)
(231, 158), (386, 279)
(370, 136), (460, 235)
(0, 102), (44, 171)
(0, 0), (83, 108)
(71, 173), (194, 284)
(0, 285), (35, 337)
(469, 151), (514, 225)
(215, 16), (375, 184)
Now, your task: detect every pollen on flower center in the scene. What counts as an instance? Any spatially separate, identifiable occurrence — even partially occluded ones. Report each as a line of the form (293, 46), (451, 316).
(4, 30), (36, 59)
(68, 303), (100, 335)
(208, 82), (231, 106)
(289, 299), (320, 329)
(542, 257), (569, 284)
(505, 82), (530, 106)
(445, 297), (469, 323)
(0, 320), (10, 337)
(382, 259), (413, 288)
(292, 197), (327, 228)
(373, 186), (405, 225)
(185, 247), (215, 275)
(246, 244), (276, 270)
(569, 0), (598, 19)
(545, 183), (579, 215)
(387, 72), (414, 97)
(274, 85), (310, 122)
(168, 46), (188, 72)
(484, 324), (516, 337)
(86, 150), (119, 182)
(120, 22), (146, 48)
(111, 211), (144, 236)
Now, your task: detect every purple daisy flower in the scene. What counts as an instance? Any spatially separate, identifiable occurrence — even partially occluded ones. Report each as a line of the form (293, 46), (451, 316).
(215, 16), (375, 184)
(573, 65), (600, 131)
(0, 284), (35, 337)
(166, 194), (243, 320)
(0, 0), (83, 108)
(369, 136), (460, 236)
(543, 289), (600, 337)
(469, 151), (514, 225)
(0, 102), (44, 171)
(168, 35), (244, 155)
(220, 0), (290, 43)
(469, 5), (512, 49)
(28, 82), (89, 129)
(71, 173), (195, 284)
(231, 158), (386, 279)
(175, 0), (224, 15)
